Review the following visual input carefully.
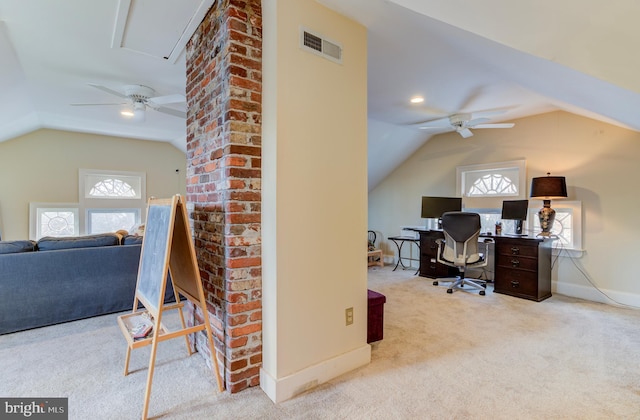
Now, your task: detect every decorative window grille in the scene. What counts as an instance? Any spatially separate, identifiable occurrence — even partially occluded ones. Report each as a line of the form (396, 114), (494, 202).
(29, 204), (80, 240)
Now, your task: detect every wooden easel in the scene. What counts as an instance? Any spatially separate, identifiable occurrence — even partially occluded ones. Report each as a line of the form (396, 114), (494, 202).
(117, 195), (224, 420)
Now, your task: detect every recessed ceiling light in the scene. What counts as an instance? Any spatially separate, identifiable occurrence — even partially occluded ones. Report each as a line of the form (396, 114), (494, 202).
(410, 96), (424, 104)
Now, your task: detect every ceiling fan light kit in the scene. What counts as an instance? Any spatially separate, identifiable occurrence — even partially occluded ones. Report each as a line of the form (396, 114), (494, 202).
(121, 101), (146, 122)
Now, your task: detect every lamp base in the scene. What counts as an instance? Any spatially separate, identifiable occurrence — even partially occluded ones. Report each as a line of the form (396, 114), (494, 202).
(537, 200), (556, 236)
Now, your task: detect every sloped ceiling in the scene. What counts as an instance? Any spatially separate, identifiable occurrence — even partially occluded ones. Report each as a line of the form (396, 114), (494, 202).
(2, 0), (640, 191)
(319, 0), (640, 189)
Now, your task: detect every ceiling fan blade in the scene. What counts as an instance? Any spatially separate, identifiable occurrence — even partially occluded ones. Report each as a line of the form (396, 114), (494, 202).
(153, 106), (186, 119)
(471, 105), (519, 118)
(148, 94), (186, 106)
(457, 128), (474, 138)
(466, 117), (490, 127)
(88, 83), (128, 99)
(473, 123), (515, 129)
(418, 126), (447, 131)
(70, 102), (127, 106)
(413, 116), (451, 128)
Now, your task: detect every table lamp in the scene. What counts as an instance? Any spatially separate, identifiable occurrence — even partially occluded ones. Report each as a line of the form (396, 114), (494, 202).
(530, 173), (567, 236)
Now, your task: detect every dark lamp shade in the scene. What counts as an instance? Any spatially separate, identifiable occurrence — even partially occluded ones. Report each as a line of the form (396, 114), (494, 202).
(530, 176), (567, 199)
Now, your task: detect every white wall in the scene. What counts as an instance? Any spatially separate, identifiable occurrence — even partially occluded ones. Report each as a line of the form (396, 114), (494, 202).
(261, 0), (369, 402)
(369, 111), (640, 307)
(0, 129), (187, 240)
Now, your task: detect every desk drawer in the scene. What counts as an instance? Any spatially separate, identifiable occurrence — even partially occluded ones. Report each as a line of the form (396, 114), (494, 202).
(421, 239), (439, 257)
(496, 243), (538, 258)
(420, 256), (454, 278)
(495, 268), (538, 297)
(496, 255), (538, 271)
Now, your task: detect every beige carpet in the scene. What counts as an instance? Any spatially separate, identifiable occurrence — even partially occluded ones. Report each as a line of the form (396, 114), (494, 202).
(2, 266), (640, 419)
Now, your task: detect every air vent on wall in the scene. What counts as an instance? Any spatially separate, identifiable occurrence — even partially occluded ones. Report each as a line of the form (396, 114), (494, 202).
(300, 28), (342, 64)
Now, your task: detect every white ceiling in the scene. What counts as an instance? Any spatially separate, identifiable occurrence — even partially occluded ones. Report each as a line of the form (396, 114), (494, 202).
(0, 0), (213, 150)
(2, 0), (640, 190)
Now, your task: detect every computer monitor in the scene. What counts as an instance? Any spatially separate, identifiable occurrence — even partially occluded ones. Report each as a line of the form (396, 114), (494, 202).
(501, 199), (529, 235)
(421, 197), (462, 227)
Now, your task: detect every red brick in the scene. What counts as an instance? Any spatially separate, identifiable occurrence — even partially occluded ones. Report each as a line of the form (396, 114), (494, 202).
(229, 322), (261, 337)
(230, 358), (248, 371)
(229, 366), (261, 383)
(228, 336), (248, 348)
(229, 381), (249, 394)
(225, 156), (248, 167)
(228, 300), (261, 314)
(227, 257), (261, 269)
(227, 213), (261, 224)
(228, 292), (248, 303)
(228, 144), (261, 156)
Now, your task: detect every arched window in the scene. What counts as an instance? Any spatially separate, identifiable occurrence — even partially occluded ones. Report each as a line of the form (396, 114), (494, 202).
(468, 174), (517, 196)
(80, 169), (146, 235)
(89, 178), (137, 198)
(456, 160), (525, 234)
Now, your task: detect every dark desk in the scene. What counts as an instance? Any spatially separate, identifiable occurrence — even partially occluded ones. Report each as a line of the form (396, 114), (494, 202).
(387, 236), (420, 274)
(412, 229), (553, 301)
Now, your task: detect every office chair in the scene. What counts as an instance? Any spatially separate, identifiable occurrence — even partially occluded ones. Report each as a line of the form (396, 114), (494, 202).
(434, 212), (489, 296)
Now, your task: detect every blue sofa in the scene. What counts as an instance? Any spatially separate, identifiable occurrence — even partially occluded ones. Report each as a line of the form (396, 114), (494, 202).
(0, 234), (174, 335)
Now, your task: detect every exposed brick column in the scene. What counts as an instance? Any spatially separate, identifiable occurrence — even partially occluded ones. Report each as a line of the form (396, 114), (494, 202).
(185, 0), (262, 393)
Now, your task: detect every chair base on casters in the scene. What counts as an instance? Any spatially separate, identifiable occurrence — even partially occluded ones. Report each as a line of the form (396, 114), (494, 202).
(433, 276), (487, 296)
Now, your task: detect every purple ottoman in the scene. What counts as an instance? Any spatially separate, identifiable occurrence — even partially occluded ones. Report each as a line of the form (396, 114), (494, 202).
(367, 289), (386, 343)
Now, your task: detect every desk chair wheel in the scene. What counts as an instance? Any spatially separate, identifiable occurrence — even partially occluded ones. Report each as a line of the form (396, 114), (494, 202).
(479, 290), (486, 296)
(447, 288), (453, 294)
(433, 281), (439, 286)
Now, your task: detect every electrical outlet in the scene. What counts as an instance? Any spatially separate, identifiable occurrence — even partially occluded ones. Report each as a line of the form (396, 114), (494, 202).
(345, 307), (353, 326)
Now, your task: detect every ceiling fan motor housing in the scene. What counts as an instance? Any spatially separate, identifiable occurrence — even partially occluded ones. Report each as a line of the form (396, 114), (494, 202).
(449, 113), (471, 127)
(124, 85), (155, 101)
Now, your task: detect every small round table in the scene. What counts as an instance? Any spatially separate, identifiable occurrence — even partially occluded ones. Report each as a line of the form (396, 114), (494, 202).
(387, 236), (420, 275)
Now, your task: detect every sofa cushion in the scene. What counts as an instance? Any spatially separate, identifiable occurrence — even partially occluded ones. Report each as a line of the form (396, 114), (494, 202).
(122, 235), (143, 245)
(0, 240), (37, 254)
(37, 234), (120, 251)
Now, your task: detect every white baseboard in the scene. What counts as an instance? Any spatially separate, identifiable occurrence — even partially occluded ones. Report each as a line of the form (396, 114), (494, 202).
(554, 281), (640, 308)
(260, 344), (371, 403)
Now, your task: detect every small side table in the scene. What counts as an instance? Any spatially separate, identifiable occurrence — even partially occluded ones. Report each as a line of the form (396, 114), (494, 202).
(388, 236), (420, 274)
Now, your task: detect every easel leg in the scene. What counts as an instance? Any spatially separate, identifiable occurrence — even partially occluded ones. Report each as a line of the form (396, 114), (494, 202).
(124, 347), (132, 376)
(141, 322), (161, 420)
(173, 286), (193, 356)
(200, 306), (224, 392)
(124, 298), (140, 376)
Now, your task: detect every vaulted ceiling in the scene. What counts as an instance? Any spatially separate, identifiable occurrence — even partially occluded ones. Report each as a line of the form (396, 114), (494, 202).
(320, 0), (640, 189)
(2, 0), (640, 190)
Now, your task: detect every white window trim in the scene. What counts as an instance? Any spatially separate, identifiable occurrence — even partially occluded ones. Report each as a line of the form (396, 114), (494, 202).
(86, 208), (141, 235)
(457, 160), (527, 209)
(457, 159), (527, 197)
(79, 169), (146, 234)
(29, 203), (80, 240)
(528, 200), (583, 255)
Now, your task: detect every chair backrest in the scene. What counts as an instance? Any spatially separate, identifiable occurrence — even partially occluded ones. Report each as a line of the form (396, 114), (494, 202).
(368, 230), (377, 249)
(440, 212), (482, 265)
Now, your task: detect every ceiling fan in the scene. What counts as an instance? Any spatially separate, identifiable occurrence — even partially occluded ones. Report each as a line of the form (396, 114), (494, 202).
(414, 110), (515, 138)
(71, 84), (186, 121)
